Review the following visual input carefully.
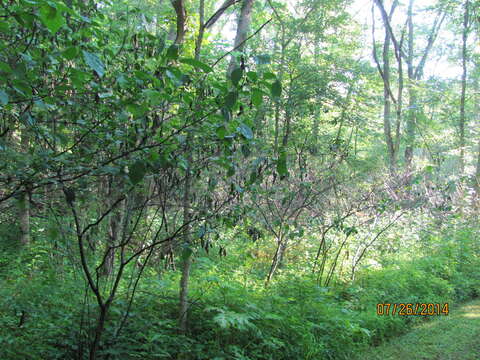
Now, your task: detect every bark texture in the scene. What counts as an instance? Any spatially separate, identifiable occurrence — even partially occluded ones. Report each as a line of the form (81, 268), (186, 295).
(227, 0), (254, 75)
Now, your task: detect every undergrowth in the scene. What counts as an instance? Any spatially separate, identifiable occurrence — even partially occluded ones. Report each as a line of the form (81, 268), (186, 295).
(0, 226), (478, 359)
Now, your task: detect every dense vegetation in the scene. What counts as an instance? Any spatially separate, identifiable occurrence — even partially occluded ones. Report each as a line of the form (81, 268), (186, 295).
(0, 0), (479, 359)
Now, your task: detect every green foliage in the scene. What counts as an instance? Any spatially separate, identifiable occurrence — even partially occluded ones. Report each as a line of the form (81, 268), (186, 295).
(128, 160), (147, 185)
(82, 51), (105, 78)
(270, 80), (282, 99)
(179, 58), (213, 73)
(39, 2), (66, 34)
(0, 251), (84, 359)
(0, 90), (8, 106)
(1, 225), (477, 359)
(276, 151), (288, 177)
(230, 67), (244, 87)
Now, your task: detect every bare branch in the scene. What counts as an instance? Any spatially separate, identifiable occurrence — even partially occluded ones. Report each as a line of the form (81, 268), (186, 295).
(204, 0), (240, 29)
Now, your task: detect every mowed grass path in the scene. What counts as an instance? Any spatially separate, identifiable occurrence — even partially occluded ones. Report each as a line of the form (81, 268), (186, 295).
(356, 299), (480, 360)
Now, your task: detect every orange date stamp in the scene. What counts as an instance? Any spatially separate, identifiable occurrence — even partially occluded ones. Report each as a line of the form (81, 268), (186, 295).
(376, 303), (449, 316)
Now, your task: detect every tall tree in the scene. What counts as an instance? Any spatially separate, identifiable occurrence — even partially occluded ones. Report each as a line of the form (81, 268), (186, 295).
(19, 127), (30, 245)
(228, 0), (255, 75)
(474, 38), (480, 194)
(171, 0), (186, 44)
(404, 0), (416, 171)
(372, 0), (402, 173)
(374, 0), (445, 174)
(459, 0), (470, 174)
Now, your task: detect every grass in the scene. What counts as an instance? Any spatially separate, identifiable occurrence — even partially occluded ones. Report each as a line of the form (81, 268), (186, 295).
(355, 298), (480, 360)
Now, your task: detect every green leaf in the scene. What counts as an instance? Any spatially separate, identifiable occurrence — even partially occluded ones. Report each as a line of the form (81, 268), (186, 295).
(134, 70), (153, 81)
(15, 12), (35, 28)
(102, 165), (120, 175)
(277, 151), (288, 177)
(0, 62), (12, 73)
(55, 1), (79, 17)
(425, 165), (434, 173)
(271, 80), (282, 98)
(47, 226), (59, 240)
(98, 90), (113, 98)
(360, 327), (371, 337)
(158, 153), (170, 168)
(143, 89), (163, 105)
(0, 90), (8, 106)
(179, 58), (212, 73)
(181, 246), (193, 261)
(166, 44), (179, 60)
(247, 71), (258, 81)
(248, 171), (257, 185)
(147, 150), (160, 163)
(221, 107), (231, 121)
(157, 37), (165, 54)
(70, 69), (89, 88)
(254, 54), (271, 65)
(216, 125), (227, 139)
(62, 46), (78, 60)
(128, 161), (147, 185)
(178, 157), (189, 171)
(12, 80), (32, 97)
(39, 4), (65, 34)
(241, 144), (251, 157)
(252, 89), (263, 107)
(263, 72), (276, 80)
(82, 50), (105, 77)
(344, 226), (358, 236)
(237, 123), (253, 140)
(230, 67), (243, 86)
(225, 91), (237, 109)
(0, 22), (9, 32)
(166, 69), (182, 86)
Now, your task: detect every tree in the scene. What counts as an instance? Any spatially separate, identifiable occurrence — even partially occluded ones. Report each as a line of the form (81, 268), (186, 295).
(228, 0), (255, 75)
(459, 0), (470, 174)
(372, 0), (402, 173)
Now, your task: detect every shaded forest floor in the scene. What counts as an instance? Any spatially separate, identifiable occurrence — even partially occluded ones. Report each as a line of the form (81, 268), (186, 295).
(355, 298), (480, 360)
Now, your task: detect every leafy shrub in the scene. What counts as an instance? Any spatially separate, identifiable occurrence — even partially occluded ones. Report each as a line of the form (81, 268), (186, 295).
(1, 225), (479, 359)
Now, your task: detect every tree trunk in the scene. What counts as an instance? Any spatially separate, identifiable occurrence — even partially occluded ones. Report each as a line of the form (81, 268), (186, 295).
(227, 0), (254, 75)
(179, 137), (192, 334)
(265, 235), (284, 286)
(372, 0), (399, 173)
(274, 30), (286, 154)
(403, 0), (444, 173)
(103, 211), (118, 276)
(194, 0), (205, 60)
(324, 234), (349, 287)
(177, 0), (209, 333)
(102, 178), (123, 276)
(178, 248), (192, 333)
(404, 0), (416, 172)
(19, 127), (30, 245)
(167, 20), (176, 41)
(459, 0), (469, 174)
(89, 305), (108, 360)
(19, 190), (30, 245)
(254, 104), (265, 138)
(281, 95), (292, 148)
(474, 60), (480, 195)
(170, 0), (186, 44)
(382, 23), (396, 173)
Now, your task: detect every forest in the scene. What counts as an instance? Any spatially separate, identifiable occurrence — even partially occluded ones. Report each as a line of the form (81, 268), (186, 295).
(1, 0), (480, 359)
